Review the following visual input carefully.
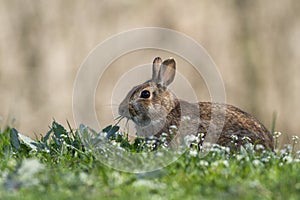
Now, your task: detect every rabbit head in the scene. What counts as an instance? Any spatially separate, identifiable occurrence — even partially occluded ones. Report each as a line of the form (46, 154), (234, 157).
(118, 57), (178, 136)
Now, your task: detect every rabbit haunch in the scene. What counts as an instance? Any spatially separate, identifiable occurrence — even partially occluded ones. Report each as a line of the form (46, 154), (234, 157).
(118, 57), (274, 150)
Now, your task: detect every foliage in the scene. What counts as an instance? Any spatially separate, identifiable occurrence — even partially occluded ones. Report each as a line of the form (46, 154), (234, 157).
(0, 121), (299, 200)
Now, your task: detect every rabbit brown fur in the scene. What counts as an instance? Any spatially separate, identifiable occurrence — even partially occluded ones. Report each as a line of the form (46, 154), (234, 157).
(119, 57), (274, 150)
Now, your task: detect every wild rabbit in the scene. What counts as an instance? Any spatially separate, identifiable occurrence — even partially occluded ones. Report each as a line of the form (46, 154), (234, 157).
(118, 57), (274, 150)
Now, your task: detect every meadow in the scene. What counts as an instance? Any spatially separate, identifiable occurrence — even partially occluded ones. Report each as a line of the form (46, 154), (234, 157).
(0, 121), (299, 200)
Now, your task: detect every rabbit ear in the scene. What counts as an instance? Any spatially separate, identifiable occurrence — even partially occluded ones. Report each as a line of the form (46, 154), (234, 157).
(157, 58), (176, 87)
(152, 57), (162, 81)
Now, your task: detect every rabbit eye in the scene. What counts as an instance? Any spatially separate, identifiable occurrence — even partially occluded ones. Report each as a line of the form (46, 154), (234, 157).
(140, 90), (151, 99)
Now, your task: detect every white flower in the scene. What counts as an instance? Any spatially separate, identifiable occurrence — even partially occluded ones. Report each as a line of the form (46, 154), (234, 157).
(231, 135), (238, 141)
(18, 158), (44, 186)
(273, 131), (282, 138)
(211, 160), (229, 168)
(292, 135), (299, 143)
(222, 160), (229, 168)
(252, 159), (263, 167)
(249, 180), (261, 188)
(79, 172), (93, 186)
(283, 156), (293, 164)
(156, 151), (163, 157)
(236, 155), (244, 161)
(261, 157), (270, 163)
(184, 134), (199, 146)
(182, 116), (191, 121)
(189, 149), (198, 157)
(161, 132), (169, 137)
(242, 136), (252, 142)
(133, 180), (166, 189)
(199, 160), (209, 167)
(169, 125), (178, 130)
(255, 144), (265, 151)
(296, 151), (300, 159)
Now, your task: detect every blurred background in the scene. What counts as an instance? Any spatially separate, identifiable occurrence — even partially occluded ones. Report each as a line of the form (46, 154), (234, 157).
(0, 1), (299, 145)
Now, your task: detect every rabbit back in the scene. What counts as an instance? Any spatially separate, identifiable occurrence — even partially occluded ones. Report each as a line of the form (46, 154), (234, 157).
(157, 100), (274, 150)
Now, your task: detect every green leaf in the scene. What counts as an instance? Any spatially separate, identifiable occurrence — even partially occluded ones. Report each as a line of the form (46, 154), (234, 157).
(52, 121), (67, 138)
(10, 128), (20, 151)
(106, 126), (119, 139)
(18, 133), (38, 151)
(102, 125), (112, 133)
(42, 128), (52, 143)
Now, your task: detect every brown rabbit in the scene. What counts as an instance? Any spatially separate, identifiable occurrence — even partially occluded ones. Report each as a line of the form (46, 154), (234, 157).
(118, 57), (274, 150)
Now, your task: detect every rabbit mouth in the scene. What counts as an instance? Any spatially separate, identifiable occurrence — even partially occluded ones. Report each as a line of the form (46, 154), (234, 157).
(119, 106), (151, 127)
(131, 114), (152, 127)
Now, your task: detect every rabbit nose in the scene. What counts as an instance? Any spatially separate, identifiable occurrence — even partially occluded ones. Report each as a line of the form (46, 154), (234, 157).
(119, 102), (130, 117)
(118, 105), (125, 116)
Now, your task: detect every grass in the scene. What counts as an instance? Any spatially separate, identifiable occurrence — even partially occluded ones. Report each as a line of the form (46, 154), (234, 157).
(0, 121), (300, 200)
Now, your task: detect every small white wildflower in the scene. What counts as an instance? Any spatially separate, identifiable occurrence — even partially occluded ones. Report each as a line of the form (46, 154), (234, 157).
(210, 145), (222, 153)
(161, 142), (168, 149)
(161, 132), (168, 137)
(252, 159), (263, 167)
(111, 172), (124, 186)
(280, 144), (292, 156)
(222, 160), (229, 168)
(79, 172), (93, 185)
(169, 125), (178, 130)
(261, 157), (270, 163)
(182, 116), (191, 121)
(169, 127), (177, 136)
(211, 161), (219, 167)
(231, 135), (238, 141)
(156, 151), (163, 157)
(198, 133), (205, 137)
(197, 133), (205, 142)
(18, 158), (44, 186)
(249, 180), (261, 188)
(189, 149), (198, 157)
(133, 180), (166, 189)
(60, 134), (68, 139)
(184, 134), (199, 146)
(242, 136), (252, 142)
(79, 172), (88, 182)
(111, 140), (117, 146)
(244, 143), (255, 152)
(202, 142), (212, 151)
(100, 131), (107, 138)
(283, 155), (293, 164)
(160, 137), (167, 143)
(292, 135), (299, 143)
(199, 160), (209, 167)
(273, 131), (282, 138)
(236, 155), (244, 161)
(211, 160), (229, 168)
(255, 144), (265, 151)
(116, 146), (126, 151)
(296, 151), (300, 159)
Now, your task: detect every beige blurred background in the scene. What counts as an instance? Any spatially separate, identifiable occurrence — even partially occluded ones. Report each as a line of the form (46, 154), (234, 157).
(0, 1), (299, 145)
